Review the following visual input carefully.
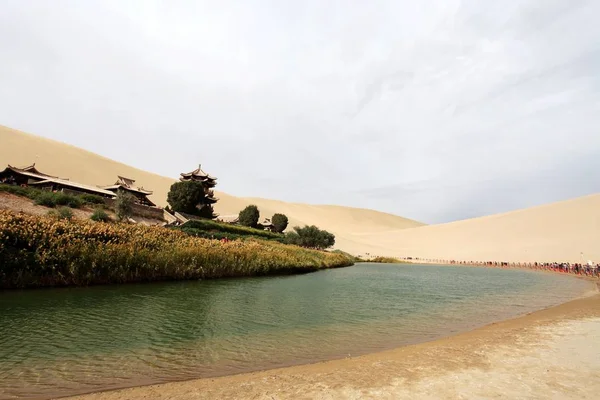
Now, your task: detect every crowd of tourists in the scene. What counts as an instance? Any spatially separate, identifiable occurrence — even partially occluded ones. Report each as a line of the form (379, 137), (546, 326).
(442, 259), (600, 278)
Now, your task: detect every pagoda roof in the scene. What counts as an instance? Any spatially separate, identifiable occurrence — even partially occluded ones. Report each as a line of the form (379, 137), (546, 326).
(216, 214), (239, 224)
(116, 176), (136, 187)
(29, 178), (116, 197)
(180, 164), (217, 181)
(101, 176), (153, 195)
(260, 218), (274, 227)
(102, 184), (154, 196)
(3, 163), (66, 180)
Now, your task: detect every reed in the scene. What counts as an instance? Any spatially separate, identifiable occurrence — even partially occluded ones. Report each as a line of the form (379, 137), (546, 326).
(0, 210), (354, 289)
(367, 256), (407, 263)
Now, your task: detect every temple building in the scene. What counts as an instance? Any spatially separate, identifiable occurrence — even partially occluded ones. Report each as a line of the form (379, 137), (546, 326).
(260, 218), (275, 231)
(101, 176), (156, 206)
(179, 164), (218, 205)
(0, 164), (115, 198)
(0, 164), (62, 185)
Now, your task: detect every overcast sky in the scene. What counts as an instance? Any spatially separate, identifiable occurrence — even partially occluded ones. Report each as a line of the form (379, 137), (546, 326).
(1, 0), (599, 223)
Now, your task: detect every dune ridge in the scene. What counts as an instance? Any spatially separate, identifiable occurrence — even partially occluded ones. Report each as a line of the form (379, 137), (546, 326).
(0, 125), (423, 247)
(2, 124), (598, 263)
(346, 193), (600, 263)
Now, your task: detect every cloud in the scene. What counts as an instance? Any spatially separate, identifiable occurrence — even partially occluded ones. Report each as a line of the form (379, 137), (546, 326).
(0, 0), (599, 223)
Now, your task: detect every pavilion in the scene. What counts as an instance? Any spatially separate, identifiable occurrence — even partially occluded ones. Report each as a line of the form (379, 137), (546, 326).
(179, 164), (218, 205)
(101, 176), (156, 206)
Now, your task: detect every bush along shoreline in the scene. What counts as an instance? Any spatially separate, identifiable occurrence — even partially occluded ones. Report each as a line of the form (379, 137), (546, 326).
(0, 210), (354, 289)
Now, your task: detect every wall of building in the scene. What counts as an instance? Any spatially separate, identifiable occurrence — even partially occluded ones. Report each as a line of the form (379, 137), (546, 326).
(104, 198), (165, 221)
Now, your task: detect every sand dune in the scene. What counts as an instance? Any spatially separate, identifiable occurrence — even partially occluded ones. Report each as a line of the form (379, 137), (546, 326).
(2, 124), (598, 263)
(0, 125), (423, 244)
(351, 194), (600, 263)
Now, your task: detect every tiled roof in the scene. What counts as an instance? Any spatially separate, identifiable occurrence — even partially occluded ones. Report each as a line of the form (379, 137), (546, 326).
(29, 178), (116, 197)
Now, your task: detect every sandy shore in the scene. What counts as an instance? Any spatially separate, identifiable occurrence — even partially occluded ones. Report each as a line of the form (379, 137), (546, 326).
(67, 287), (600, 400)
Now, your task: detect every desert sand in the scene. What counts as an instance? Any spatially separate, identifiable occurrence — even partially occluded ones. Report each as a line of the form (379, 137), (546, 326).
(346, 193), (600, 263)
(4, 124), (600, 399)
(0, 125), (423, 247)
(2, 124), (599, 263)
(65, 286), (600, 400)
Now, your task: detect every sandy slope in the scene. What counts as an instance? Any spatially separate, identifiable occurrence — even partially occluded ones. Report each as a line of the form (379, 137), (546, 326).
(0, 125), (423, 243)
(350, 194), (600, 263)
(2, 124), (598, 262)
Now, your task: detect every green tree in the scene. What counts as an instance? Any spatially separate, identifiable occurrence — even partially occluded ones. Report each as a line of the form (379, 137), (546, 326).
(238, 205), (260, 227)
(197, 204), (218, 219)
(115, 190), (135, 221)
(271, 213), (288, 233)
(167, 181), (204, 214)
(285, 225), (335, 249)
(167, 181), (217, 219)
(284, 231), (301, 246)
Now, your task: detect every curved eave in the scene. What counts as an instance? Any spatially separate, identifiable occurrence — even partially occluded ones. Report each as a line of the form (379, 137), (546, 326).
(103, 185), (153, 195)
(8, 164), (60, 179)
(181, 171), (209, 178)
(180, 173), (205, 178)
(180, 176), (208, 182)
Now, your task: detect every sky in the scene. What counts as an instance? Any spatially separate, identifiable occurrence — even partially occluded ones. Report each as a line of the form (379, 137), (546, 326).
(1, 0), (599, 223)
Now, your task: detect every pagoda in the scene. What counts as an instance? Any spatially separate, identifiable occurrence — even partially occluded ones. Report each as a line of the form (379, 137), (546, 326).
(179, 164), (218, 205)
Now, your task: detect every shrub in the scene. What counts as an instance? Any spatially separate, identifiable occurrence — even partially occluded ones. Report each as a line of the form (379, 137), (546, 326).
(115, 190), (135, 221)
(284, 231), (301, 246)
(179, 219), (283, 240)
(177, 229), (283, 243)
(48, 206), (73, 220)
(238, 205), (260, 228)
(90, 207), (111, 222)
(1, 184), (97, 209)
(0, 184), (35, 198)
(81, 194), (105, 205)
(284, 225), (335, 250)
(54, 192), (83, 208)
(34, 191), (58, 207)
(33, 191), (83, 209)
(0, 210), (355, 289)
(368, 256), (406, 263)
(271, 213), (288, 233)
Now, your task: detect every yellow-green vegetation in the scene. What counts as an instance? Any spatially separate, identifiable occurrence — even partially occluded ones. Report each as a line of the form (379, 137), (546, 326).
(368, 256), (407, 263)
(0, 210), (354, 289)
(332, 250), (362, 263)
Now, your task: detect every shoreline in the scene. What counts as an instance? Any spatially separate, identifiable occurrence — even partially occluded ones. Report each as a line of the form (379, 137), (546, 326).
(404, 259), (600, 282)
(0, 210), (354, 290)
(67, 281), (600, 400)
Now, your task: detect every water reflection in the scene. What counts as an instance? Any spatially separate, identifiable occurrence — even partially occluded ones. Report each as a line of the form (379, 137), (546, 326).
(0, 264), (591, 399)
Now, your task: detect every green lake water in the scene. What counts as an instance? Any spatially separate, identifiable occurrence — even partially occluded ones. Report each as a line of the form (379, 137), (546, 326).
(0, 264), (593, 399)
